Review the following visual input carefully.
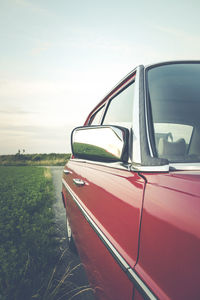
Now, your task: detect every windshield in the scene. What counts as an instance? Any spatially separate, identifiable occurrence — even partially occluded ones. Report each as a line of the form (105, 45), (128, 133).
(147, 62), (200, 163)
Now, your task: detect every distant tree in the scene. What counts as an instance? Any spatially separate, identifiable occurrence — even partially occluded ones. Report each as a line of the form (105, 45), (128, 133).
(23, 149), (25, 154)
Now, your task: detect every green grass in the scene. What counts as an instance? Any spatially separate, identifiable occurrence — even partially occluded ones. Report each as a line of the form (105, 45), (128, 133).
(0, 153), (71, 166)
(0, 166), (94, 300)
(0, 166), (59, 300)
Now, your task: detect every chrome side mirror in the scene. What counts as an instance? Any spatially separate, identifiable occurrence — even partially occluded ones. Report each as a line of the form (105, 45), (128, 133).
(71, 126), (129, 162)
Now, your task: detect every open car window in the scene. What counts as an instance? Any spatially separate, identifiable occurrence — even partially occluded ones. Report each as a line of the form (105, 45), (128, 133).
(147, 63), (200, 163)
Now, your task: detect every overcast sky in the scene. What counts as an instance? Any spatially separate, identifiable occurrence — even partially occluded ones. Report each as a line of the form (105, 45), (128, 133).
(1, 0), (200, 154)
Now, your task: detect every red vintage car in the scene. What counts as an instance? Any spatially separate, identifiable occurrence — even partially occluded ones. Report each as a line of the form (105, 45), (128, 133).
(62, 61), (200, 300)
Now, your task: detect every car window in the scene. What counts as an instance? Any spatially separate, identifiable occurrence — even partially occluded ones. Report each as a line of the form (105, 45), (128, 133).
(103, 83), (134, 128)
(89, 105), (105, 125)
(147, 63), (200, 163)
(154, 123), (193, 153)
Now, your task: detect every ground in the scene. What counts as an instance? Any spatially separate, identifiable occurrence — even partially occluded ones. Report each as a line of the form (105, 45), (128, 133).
(50, 166), (95, 300)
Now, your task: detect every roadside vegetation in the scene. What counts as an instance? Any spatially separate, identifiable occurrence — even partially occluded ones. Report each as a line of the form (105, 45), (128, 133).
(0, 166), (59, 299)
(0, 166), (93, 300)
(0, 153), (71, 166)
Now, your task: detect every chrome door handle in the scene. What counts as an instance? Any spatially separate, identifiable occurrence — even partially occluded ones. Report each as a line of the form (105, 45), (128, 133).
(64, 169), (71, 174)
(73, 178), (85, 186)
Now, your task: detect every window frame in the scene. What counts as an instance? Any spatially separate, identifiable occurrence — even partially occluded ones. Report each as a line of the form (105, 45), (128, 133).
(101, 81), (135, 129)
(88, 104), (106, 125)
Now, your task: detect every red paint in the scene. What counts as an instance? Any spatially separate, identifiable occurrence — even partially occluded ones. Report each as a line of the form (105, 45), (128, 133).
(134, 288), (145, 300)
(64, 160), (145, 268)
(63, 166), (135, 300)
(62, 167), (200, 299)
(135, 171), (200, 300)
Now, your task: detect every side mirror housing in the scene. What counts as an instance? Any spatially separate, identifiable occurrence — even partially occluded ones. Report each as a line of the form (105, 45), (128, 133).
(71, 125), (129, 162)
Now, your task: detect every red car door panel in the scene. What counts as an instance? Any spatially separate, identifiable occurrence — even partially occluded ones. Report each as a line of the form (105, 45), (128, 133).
(135, 171), (200, 300)
(64, 189), (134, 300)
(62, 159), (146, 299)
(64, 160), (145, 268)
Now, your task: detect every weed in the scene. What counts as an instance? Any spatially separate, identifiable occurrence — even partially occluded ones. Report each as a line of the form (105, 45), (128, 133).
(0, 167), (58, 299)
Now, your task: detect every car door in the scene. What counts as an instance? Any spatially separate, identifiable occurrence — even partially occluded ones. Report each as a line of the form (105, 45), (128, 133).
(62, 79), (146, 299)
(135, 171), (200, 300)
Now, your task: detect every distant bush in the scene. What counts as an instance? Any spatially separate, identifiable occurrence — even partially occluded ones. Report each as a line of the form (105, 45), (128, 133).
(0, 167), (59, 300)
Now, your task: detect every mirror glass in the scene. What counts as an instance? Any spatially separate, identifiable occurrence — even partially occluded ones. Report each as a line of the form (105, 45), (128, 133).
(72, 126), (128, 162)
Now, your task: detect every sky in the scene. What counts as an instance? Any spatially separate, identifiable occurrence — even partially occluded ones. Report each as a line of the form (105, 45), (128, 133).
(1, 0), (200, 154)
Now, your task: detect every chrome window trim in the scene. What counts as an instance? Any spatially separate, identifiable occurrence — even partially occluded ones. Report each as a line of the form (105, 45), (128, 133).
(106, 75), (136, 103)
(131, 164), (169, 173)
(70, 158), (170, 173)
(102, 68), (137, 103)
(169, 163), (200, 171)
(69, 158), (200, 172)
(144, 66), (154, 157)
(89, 104), (107, 125)
(68, 158), (132, 171)
(62, 178), (157, 300)
(146, 60), (200, 69)
(132, 66), (142, 164)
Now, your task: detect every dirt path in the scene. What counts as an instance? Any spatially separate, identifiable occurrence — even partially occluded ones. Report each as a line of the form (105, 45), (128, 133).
(50, 166), (94, 300)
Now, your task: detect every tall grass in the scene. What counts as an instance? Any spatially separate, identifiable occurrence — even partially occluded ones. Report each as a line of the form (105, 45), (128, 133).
(0, 167), (58, 299)
(40, 251), (93, 300)
(0, 166), (93, 300)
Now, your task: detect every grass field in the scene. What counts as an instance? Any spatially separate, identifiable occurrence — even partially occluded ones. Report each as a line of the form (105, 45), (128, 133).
(0, 153), (71, 166)
(0, 166), (60, 300)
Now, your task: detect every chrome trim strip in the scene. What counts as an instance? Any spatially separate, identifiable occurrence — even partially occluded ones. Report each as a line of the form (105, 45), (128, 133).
(143, 66), (154, 158)
(69, 159), (170, 173)
(132, 66), (142, 164)
(128, 269), (157, 300)
(62, 178), (157, 300)
(145, 60), (200, 70)
(169, 163), (200, 171)
(131, 161), (200, 172)
(70, 158), (131, 171)
(131, 164), (169, 173)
